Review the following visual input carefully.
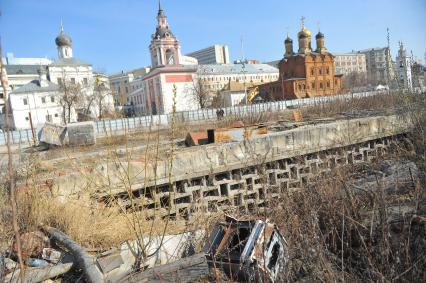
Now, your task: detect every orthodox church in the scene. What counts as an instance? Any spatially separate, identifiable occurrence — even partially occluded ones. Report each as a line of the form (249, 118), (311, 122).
(260, 18), (342, 100)
(7, 23), (114, 129)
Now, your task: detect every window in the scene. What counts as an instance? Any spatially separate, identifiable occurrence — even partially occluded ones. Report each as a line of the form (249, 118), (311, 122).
(319, 68), (322, 75)
(71, 78), (76, 84)
(57, 78), (62, 86)
(327, 81), (330, 88)
(51, 96), (55, 103)
(41, 97), (46, 104)
(298, 84), (302, 91)
(83, 78), (88, 85)
(311, 82), (315, 89)
(320, 82), (323, 89)
(310, 67), (314, 76)
(54, 113), (59, 117)
(25, 117), (29, 121)
(326, 67), (330, 75)
(46, 114), (52, 122)
(125, 86), (129, 93)
(23, 98), (28, 105)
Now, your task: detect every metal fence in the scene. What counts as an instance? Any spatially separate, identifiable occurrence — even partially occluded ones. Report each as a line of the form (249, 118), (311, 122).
(0, 90), (383, 146)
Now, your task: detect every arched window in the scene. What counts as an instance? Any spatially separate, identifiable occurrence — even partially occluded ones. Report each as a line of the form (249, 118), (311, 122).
(166, 49), (175, 65)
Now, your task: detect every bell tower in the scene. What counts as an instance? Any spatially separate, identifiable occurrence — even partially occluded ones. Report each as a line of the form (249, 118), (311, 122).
(149, 0), (181, 68)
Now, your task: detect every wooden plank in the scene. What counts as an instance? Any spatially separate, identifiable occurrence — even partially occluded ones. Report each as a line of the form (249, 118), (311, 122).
(5, 263), (74, 283)
(119, 253), (209, 283)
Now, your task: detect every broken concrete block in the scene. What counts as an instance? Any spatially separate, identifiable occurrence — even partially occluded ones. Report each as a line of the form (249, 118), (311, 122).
(66, 121), (96, 146)
(96, 252), (124, 274)
(39, 123), (67, 146)
(2, 257), (17, 271)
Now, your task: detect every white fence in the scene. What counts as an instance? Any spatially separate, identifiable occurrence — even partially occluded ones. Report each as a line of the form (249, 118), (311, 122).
(0, 90), (383, 146)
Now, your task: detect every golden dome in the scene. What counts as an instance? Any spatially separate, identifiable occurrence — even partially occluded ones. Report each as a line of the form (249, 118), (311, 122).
(297, 16), (311, 38)
(298, 27), (311, 38)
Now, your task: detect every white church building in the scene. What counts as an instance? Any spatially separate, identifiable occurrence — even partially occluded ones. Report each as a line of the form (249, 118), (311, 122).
(6, 24), (114, 130)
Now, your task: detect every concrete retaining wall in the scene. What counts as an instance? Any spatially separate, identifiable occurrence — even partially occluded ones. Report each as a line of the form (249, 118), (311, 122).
(86, 114), (411, 217)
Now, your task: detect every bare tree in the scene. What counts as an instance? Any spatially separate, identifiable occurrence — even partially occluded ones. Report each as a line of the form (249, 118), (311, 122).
(88, 79), (110, 119)
(211, 91), (225, 108)
(343, 71), (368, 90)
(189, 70), (211, 109)
(58, 72), (82, 124)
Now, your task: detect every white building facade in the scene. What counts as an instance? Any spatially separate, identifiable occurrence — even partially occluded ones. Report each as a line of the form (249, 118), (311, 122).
(1, 65), (44, 114)
(334, 53), (367, 75)
(186, 45), (230, 65)
(2, 52), (53, 66)
(358, 47), (395, 85)
(197, 64), (279, 92)
(8, 69), (70, 129)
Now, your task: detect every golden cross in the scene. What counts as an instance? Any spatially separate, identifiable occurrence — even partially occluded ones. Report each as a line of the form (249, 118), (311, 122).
(301, 16), (305, 28)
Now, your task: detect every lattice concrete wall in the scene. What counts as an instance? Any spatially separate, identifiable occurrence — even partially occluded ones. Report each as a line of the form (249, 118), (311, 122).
(116, 136), (396, 218)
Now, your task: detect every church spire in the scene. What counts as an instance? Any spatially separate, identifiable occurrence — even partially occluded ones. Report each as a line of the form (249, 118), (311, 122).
(158, 0), (164, 17)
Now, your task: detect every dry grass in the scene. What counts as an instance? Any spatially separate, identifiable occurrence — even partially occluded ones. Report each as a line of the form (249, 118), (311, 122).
(0, 186), (215, 250)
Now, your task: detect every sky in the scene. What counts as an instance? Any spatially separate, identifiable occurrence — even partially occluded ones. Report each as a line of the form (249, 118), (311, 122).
(1, 0), (425, 74)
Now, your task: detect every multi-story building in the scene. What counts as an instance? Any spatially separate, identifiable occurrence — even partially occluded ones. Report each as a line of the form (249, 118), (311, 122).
(334, 52), (366, 75)
(259, 20), (342, 100)
(358, 47), (395, 85)
(1, 54), (54, 113)
(197, 63), (279, 93)
(8, 68), (65, 129)
(109, 71), (135, 107)
(395, 42), (413, 91)
(109, 67), (151, 107)
(1, 65), (44, 113)
(412, 61), (426, 92)
(186, 45), (230, 65)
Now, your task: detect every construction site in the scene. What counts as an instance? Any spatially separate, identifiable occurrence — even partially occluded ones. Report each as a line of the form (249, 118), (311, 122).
(0, 91), (425, 282)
